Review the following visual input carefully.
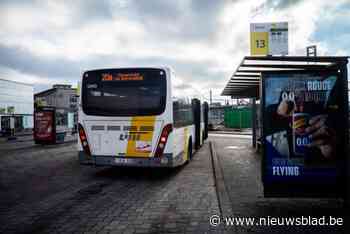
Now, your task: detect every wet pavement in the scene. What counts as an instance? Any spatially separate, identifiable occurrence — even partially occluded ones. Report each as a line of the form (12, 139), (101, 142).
(0, 140), (222, 234)
(209, 133), (346, 234)
(0, 132), (347, 233)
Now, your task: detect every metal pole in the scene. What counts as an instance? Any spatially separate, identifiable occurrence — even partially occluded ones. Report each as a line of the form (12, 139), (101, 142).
(252, 98), (257, 148)
(12, 115), (15, 137)
(8, 114), (16, 140)
(239, 111), (242, 131)
(341, 63), (350, 209)
(210, 90), (212, 105)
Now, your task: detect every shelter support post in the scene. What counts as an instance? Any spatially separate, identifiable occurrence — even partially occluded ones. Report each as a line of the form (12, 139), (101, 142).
(342, 64), (350, 209)
(252, 97), (257, 148)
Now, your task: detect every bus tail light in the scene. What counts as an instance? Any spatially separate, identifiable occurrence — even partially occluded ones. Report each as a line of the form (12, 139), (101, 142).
(78, 123), (91, 156)
(154, 124), (173, 157)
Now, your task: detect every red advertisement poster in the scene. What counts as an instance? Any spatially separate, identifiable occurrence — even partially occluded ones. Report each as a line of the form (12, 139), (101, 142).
(34, 111), (54, 142)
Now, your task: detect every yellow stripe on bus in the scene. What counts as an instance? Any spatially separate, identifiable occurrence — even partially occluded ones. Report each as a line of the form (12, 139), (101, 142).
(126, 116), (156, 157)
(183, 128), (188, 161)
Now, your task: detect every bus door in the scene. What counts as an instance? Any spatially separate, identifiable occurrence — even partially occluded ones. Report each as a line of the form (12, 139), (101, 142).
(192, 98), (201, 150)
(203, 101), (209, 140)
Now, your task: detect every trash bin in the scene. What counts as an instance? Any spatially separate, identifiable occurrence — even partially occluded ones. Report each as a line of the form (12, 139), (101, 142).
(56, 132), (66, 143)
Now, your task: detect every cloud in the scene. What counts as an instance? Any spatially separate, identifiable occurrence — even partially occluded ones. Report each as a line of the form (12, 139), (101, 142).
(0, 65), (72, 93)
(70, 0), (115, 24)
(0, 41), (229, 96)
(123, 0), (229, 42)
(265, 0), (304, 9)
(0, 44), (80, 79)
(310, 1), (350, 55)
(129, 0), (183, 21)
(0, 0), (348, 98)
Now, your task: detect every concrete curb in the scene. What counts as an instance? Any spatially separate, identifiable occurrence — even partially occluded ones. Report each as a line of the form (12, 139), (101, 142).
(209, 131), (252, 136)
(209, 141), (233, 219)
(0, 136), (31, 143)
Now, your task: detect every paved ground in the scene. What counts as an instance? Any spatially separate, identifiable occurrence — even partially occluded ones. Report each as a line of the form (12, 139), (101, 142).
(0, 133), (77, 153)
(209, 133), (347, 234)
(0, 139), (223, 234)
(0, 132), (33, 143)
(1, 132), (347, 234)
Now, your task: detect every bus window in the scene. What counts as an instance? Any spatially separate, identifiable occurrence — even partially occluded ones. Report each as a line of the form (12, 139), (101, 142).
(82, 68), (167, 116)
(173, 99), (193, 128)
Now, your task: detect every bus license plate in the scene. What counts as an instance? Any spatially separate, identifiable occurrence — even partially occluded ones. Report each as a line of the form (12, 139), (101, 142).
(115, 158), (131, 164)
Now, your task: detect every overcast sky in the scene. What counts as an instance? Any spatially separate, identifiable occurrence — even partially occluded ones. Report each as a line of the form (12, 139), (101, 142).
(0, 0), (349, 101)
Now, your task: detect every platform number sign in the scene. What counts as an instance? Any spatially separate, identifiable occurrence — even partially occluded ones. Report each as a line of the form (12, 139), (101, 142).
(250, 22), (288, 55)
(251, 31), (268, 55)
(256, 39), (265, 48)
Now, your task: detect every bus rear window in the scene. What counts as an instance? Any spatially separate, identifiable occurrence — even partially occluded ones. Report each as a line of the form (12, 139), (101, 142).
(82, 68), (167, 116)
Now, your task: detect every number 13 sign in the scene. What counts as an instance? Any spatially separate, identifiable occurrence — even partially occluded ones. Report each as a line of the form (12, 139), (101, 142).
(250, 22), (288, 56)
(250, 31), (268, 55)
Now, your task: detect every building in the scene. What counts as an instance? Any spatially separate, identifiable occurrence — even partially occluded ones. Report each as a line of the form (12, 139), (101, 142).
(34, 84), (78, 130)
(0, 79), (34, 135)
(34, 84), (77, 110)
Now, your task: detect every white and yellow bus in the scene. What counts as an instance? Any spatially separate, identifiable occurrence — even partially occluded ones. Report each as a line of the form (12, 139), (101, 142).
(78, 67), (209, 167)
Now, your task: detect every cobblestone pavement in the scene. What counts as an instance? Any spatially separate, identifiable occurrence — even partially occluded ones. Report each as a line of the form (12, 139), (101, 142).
(209, 134), (347, 234)
(0, 134), (33, 143)
(0, 141), (224, 234)
(0, 134), (77, 153)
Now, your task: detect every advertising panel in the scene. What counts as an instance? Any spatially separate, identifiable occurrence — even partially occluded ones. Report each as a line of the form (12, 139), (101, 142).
(262, 71), (346, 191)
(34, 108), (55, 143)
(250, 22), (288, 55)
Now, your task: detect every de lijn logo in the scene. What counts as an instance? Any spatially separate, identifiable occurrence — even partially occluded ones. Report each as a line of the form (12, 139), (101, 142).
(119, 133), (141, 141)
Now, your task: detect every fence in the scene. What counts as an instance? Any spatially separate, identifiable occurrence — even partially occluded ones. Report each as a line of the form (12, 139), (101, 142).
(224, 107), (252, 129)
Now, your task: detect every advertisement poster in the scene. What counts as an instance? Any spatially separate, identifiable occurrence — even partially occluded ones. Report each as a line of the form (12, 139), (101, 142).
(34, 110), (54, 141)
(262, 71), (345, 186)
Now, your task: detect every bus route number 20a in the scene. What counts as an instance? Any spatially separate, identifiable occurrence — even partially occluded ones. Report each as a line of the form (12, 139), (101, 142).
(119, 133), (141, 141)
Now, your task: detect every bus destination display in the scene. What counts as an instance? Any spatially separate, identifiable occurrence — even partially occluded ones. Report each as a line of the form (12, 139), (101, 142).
(101, 73), (144, 81)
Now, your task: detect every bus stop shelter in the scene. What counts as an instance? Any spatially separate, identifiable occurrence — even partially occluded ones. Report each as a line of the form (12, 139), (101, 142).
(222, 56), (349, 148)
(221, 55), (349, 199)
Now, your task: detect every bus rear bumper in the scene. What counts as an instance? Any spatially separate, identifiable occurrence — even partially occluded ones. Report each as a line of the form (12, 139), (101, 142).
(78, 151), (185, 167)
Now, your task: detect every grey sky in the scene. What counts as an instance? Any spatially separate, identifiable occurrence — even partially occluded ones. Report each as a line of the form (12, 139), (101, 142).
(0, 0), (348, 101)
